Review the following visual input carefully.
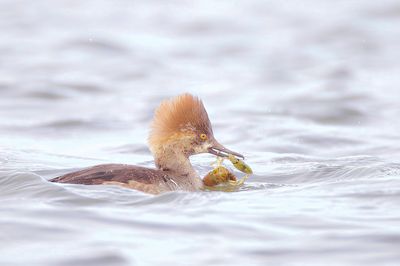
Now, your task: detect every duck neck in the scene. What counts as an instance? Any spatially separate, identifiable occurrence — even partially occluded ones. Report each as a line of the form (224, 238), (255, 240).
(152, 148), (202, 190)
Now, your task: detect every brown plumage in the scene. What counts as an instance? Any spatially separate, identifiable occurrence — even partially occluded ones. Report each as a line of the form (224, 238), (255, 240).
(51, 164), (178, 194)
(149, 93), (213, 148)
(51, 93), (244, 194)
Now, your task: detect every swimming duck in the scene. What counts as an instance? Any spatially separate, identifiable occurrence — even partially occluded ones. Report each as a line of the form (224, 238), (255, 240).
(51, 93), (244, 194)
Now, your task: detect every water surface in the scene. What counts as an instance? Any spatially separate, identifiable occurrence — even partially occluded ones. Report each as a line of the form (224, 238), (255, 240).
(1, 1), (400, 265)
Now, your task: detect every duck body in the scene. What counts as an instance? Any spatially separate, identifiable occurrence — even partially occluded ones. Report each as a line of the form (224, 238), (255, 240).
(50, 94), (244, 194)
(51, 164), (202, 194)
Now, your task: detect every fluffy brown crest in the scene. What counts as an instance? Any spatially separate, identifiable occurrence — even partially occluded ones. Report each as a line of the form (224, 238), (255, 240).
(148, 93), (213, 147)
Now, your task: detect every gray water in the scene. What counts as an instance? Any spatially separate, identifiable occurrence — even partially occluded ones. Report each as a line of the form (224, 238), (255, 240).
(1, 0), (400, 265)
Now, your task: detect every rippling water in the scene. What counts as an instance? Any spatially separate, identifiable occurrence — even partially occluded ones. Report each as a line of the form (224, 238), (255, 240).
(1, 0), (400, 265)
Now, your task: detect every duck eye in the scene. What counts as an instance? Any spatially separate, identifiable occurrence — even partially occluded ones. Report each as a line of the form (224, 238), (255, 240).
(200, 133), (207, 141)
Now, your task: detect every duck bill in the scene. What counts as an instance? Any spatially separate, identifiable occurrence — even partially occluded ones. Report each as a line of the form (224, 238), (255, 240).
(208, 139), (244, 159)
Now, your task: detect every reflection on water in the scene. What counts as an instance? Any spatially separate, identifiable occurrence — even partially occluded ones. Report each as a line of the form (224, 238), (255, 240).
(1, 0), (400, 265)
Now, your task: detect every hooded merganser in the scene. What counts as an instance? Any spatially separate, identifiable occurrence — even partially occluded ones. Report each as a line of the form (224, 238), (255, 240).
(51, 93), (244, 194)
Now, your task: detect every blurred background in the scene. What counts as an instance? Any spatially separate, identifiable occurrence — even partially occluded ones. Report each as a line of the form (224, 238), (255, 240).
(1, 1), (400, 266)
